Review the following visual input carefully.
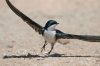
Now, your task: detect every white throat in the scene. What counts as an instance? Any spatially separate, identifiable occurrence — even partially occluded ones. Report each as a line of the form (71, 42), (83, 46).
(47, 24), (57, 31)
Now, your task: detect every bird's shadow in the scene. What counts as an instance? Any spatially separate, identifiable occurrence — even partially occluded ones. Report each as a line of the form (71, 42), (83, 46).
(3, 53), (100, 59)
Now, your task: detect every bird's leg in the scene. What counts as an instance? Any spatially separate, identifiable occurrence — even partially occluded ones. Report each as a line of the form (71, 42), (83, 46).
(41, 41), (47, 52)
(47, 43), (55, 55)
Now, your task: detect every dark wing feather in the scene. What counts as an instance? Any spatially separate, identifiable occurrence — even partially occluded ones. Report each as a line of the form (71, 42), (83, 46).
(6, 0), (43, 34)
(56, 30), (100, 42)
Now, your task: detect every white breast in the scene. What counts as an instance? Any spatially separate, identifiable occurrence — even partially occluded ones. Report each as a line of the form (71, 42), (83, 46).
(43, 30), (56, 43)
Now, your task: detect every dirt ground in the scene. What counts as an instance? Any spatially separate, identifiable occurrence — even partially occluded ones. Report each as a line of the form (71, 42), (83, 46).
(0, 0), (100, 66)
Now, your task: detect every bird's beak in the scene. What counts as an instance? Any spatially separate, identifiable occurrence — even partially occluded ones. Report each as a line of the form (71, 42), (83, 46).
(57, 23), (59, 24)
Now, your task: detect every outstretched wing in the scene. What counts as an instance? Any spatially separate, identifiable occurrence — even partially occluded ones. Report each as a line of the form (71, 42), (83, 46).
(56, 30), (100, 42)
(6, 0), (43, 34)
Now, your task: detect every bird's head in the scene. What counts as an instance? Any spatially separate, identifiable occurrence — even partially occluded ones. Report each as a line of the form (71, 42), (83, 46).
(44, 20), (59, 31)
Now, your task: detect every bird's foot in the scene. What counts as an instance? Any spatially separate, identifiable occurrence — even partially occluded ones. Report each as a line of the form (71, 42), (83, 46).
(43, 52), (50, 57)
(45, 51), (51, 56)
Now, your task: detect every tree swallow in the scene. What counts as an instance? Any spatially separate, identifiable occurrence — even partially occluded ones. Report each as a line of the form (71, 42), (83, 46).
(6, 0), (100, 55)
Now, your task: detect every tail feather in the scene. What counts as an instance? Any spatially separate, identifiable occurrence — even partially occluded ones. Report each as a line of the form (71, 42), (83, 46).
(65, 34), (100, 42)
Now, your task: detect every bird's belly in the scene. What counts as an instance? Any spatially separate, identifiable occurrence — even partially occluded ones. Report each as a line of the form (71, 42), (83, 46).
(44, 30), (56, 43)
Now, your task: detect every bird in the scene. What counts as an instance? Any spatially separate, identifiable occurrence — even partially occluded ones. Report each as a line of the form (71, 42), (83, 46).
(6, 0), (100, 55)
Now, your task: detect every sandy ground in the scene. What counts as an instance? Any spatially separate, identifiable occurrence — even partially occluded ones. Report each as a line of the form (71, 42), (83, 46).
(0, 0), (100, 66)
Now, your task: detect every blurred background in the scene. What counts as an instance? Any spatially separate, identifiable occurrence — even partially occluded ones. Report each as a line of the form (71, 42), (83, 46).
(0, 0), (100, 66)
